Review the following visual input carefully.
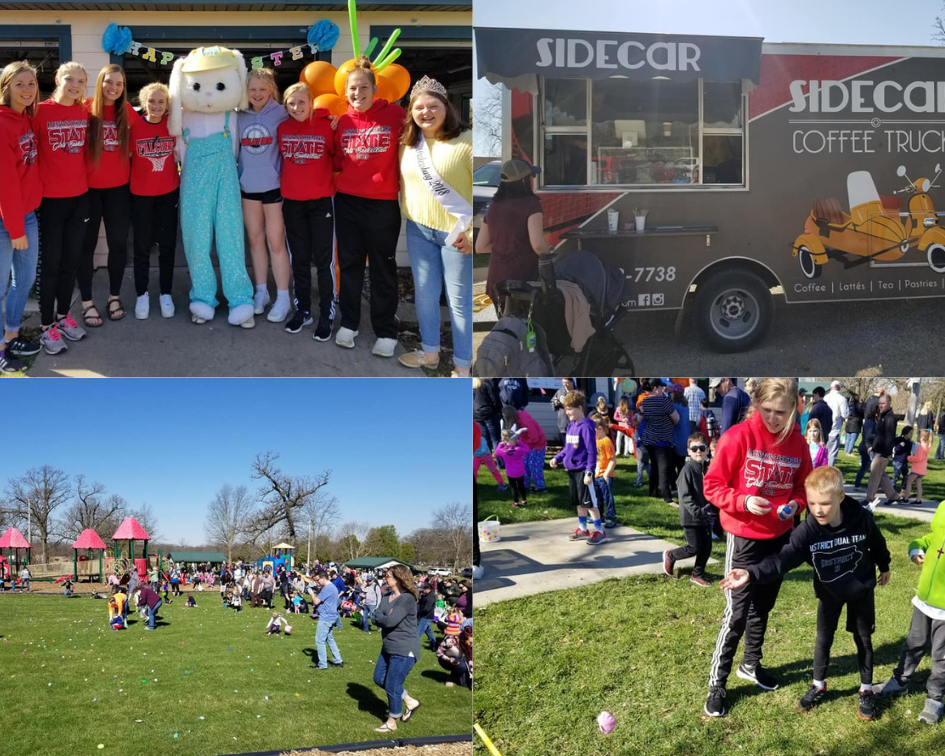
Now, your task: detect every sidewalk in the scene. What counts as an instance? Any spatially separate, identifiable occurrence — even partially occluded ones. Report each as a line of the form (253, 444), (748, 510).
(476, 483), (938, 607)
(18, 268), (433, 377)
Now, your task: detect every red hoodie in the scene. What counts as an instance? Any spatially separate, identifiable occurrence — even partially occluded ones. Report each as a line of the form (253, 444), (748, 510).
(129, 114), (179, 196)
(0, 105), (40, 239)
(85, 101), (138, 188)
(703, 410), (811, 540)
(278, 108), (334, 201)
(334, 99), (405, 201)
(33, 99), (88, 198)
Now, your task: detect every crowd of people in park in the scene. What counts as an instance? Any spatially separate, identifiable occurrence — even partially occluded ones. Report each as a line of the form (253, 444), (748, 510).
(474, 376), (945, 725)
(0, 55), (473, 374)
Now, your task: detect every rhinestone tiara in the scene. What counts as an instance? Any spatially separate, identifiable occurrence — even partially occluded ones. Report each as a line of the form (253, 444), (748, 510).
(410, 75), (448, 99)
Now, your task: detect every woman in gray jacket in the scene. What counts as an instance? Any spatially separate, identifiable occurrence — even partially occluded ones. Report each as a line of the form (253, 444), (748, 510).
(371, 564), (422, 733)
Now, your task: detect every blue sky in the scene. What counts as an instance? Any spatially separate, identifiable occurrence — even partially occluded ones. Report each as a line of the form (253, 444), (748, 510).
(2, 379), (471, 544)
(473, 0), (945, 45)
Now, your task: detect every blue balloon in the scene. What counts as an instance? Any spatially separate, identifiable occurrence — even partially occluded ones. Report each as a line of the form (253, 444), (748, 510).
(101, 23), (133, 56)
(307, 19), (340, 51)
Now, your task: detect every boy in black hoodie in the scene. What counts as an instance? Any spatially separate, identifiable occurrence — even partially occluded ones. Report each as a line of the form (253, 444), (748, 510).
(720, 466), (891, 720)
(662, 432), (713, 586)
(891, 426), (913, 493)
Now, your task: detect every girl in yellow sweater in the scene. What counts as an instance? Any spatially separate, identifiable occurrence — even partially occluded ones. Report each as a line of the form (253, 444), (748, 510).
(397, 77), (472, 377)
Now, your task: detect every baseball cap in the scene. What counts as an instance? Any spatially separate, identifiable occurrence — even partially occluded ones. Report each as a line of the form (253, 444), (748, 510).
(709, 378), (724, 388)
(650, 378), (665, 387)
(671, 383), (684, 393)
(830, 380), (841, 389)
(500, 158), (541, 183)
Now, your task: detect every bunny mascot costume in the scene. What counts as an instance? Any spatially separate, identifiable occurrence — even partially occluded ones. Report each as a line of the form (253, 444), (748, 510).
(168, 46), (255, 327)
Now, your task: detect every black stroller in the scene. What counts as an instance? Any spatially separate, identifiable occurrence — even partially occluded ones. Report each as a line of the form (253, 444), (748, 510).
(492, 250), (634, 375)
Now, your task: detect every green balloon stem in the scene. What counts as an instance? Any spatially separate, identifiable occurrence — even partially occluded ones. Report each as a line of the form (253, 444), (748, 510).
(375, 48), (402, 72)
(364, 37), (378, 57)
(348, 0), (361, 59)
(372, 28), (401, 68)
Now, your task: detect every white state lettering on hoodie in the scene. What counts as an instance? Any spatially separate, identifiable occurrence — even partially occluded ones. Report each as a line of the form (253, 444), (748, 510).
(280, 134), (326, 164)
(47, 119), (87, 153)
(340, 125), (392, 157)
(743, 448), (802, 497)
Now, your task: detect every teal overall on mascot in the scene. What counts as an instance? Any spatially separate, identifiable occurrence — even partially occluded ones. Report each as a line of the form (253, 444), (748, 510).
(168, 46), (255, 327)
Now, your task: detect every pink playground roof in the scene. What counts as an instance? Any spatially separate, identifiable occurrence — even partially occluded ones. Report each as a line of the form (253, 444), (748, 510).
(73, 529), (107, 550)
(0, 528), (30, 549)
(112, 518), (150, 541)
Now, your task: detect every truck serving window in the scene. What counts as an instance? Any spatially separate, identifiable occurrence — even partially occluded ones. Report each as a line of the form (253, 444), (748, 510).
(539, 77), (747, 188)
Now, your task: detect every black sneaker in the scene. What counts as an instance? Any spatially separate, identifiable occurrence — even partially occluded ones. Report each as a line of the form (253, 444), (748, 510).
(0, 347), (24, 374)
(704, 686), (726, 717)
(736, 662), (780, 691)
(799, 683), (826, 711)
(6, 335), (41, 357)
(858, 689), (877, 721)
(313, 314), (333, 342)
(285, 310), (313, 334)
(330, 661), (344, 667)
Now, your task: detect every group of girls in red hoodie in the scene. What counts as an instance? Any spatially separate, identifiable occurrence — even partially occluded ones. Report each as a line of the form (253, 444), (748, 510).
(0, 54), (408, 367)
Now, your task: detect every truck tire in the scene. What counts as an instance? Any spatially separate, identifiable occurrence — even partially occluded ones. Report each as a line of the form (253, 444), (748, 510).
(797, 246), (822, 280)
(694, 269), (773, 353)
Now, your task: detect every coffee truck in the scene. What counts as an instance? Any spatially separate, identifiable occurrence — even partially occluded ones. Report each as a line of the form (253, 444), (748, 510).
(476, 28), (945, 351)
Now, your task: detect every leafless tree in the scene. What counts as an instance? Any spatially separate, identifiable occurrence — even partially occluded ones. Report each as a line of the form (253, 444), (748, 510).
(57, 476), (128, 542)
(204, 483), (255, 563)
(935, 11), (945, 43)
(4, 466), (72, 564)
(473, 80), (504, 158)
(432, 501), (474, 571)
(335, 520), (371, 562)
(248, 452), (335, 542)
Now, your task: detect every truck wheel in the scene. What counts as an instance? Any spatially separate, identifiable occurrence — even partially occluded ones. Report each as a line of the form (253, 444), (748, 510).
(797, 246), (822, 280)
(694, 269), (773, 353)
(927, 243), (945, 273)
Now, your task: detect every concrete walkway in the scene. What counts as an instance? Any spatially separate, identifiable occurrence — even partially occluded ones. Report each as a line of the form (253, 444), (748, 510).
(476, 483), (940, 607)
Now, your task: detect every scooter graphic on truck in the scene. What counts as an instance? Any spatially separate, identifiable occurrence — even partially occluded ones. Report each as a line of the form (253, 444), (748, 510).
(793, 165), (945, 279)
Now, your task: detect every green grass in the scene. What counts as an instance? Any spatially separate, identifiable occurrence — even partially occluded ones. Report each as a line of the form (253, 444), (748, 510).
(0, 595), (470, 756)
(475, 450), (945, 756)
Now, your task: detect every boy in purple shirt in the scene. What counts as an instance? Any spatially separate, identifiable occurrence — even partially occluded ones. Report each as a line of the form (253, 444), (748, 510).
(550, 390), (605, 545)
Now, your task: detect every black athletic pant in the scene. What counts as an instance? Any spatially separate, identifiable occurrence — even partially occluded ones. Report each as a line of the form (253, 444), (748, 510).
(473, 477), (480, 567)
(283, 196), (336, 318)
(79, 184), (131, 300)
(38, 193), (89, 326)
(668, 525), (712, 578)
(647, 445), (674, 502)
(131, 189), (179, 297)
(814, 593), (875, 685)
(508, 475), (527, 503)
(334, 192), (400, 339)
(708, 531), (790, 688)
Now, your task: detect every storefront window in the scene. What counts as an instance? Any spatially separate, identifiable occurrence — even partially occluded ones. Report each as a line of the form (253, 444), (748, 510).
(543, 133), (587, 186)
(539, 77), (746, 188)
(589, 79), (698, 186)
(544, 79), (587, 127)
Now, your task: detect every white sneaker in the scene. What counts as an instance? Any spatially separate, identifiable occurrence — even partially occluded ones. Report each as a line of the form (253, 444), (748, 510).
(134, 293), (150, 320)
(159, 294), (175, 318)
(266, 298), (290, 323)
(372, 337), (397, 358)
(335, 327), (358, 349)
(866, 496), (882, 512)
(240, 316), (256, 329)
(253, 289), (271, 315)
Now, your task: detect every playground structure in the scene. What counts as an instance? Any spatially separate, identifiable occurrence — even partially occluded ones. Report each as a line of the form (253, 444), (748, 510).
(256, 542), (295, 574)
(0, 527), (30, 582)
(72, 529), (108, 583)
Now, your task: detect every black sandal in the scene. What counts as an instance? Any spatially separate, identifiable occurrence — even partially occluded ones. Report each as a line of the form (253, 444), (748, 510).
(107, 298), (125, 321)
(83, 304), (103, 328)
(401, 702), (421, 722)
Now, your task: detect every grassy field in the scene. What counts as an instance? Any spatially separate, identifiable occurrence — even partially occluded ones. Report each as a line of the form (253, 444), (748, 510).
(0, 595), (471, 756)
(474, 449), (945, 756)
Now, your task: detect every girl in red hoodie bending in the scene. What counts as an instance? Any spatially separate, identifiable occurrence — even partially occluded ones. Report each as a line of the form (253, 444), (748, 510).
(277, 82), (336, 338)
(33, 61), (91, 354)
(332, 56), (406, 358)
(702, 377), (812, 718)
(0, 62), (42, 372)
(80, 64), (138, 326)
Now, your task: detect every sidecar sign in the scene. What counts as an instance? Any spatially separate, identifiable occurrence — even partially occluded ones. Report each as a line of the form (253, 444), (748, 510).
(476, 28), (763, 85)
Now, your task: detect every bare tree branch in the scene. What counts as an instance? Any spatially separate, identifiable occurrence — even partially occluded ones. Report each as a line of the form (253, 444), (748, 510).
(56, 476), (128, 542)
(5, 466), (73, 564)
(432, 502), (474, 571)
(248, 452), (334, 542)
(335, 520), (371, 562)
(204, 483), (255, 563)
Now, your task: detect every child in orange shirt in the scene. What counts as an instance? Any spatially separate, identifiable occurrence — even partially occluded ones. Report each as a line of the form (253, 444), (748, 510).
(594, 416), (618, 529)
(902, 429), (931, 504)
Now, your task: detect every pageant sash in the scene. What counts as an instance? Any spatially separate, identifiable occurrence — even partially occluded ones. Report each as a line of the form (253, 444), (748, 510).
(412, 137), (472, 246)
